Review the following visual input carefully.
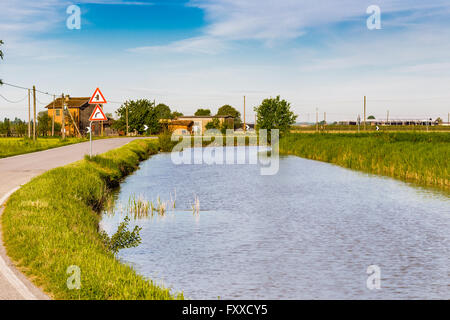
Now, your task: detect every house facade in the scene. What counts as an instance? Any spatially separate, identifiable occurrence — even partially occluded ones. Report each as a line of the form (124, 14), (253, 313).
(44, 97), (111, 136)
(177, 115), (234, 134)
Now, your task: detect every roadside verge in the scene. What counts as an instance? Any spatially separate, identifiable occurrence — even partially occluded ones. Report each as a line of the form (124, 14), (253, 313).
(1, 139), (182, 299)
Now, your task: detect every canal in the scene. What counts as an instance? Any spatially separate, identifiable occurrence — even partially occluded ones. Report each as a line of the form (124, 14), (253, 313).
(100, 146), (449, 299)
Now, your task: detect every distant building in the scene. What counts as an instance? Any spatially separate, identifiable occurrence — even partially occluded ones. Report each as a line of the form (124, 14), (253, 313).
(176, 115), (234, 134)
(44, 97), (114, 136)
(167, 120), (194, 135)
(338, 119), (437, 126)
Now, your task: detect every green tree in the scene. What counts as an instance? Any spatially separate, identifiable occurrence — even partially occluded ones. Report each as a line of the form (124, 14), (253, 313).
(435, 117), (443, 124)
(154, 103), (172, 119)
(12, 118), (27, 136)
(37, 111), (51, 136)
(254, 96), (297, 136)
(195, 108), (211, 116)
(113, 99), (161, 134)
(171, 111), (183, 119)
(0, 117), (11, 136)
(205, 118), (220, 130)
(217, 104), (241, 129)
(367, 115), (375, 120)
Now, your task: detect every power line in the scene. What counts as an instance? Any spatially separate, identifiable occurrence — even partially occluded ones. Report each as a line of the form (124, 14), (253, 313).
(0, 93), (28, 103)
(1, 82), (57, 96)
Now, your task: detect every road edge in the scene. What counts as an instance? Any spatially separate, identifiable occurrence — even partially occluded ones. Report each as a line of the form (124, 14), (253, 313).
(0, 187), (50, 300)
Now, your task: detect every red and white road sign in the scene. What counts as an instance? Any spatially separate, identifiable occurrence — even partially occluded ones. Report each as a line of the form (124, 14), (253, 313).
(89, 104), (108, 121)
(89, 87), (107, 104)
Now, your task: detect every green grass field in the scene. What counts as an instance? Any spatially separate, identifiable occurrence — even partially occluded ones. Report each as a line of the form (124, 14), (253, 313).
(2, 139), (182, 300)
(280, 132), (449, 191)
(0, 137), (89, 158)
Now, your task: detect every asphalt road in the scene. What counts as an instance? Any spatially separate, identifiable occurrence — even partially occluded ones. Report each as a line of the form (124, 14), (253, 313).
(0, 137), (148, 300)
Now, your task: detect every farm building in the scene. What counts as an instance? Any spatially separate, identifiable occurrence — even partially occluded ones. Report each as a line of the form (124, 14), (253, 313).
(44, 97), (115, 136)
(176, 115), (234, 134)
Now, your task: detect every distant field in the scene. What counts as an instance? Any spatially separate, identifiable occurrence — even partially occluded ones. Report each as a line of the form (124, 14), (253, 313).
(280, 132), (450, 191)
(0, 137), (89, 158)
(292, 125), (450, 132)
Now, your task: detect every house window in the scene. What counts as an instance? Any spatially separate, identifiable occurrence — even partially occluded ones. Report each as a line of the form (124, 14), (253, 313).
(56, 109), (60, 116)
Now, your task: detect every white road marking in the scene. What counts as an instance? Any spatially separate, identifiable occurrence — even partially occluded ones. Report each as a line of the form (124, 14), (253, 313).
(0, 186), (37, 300)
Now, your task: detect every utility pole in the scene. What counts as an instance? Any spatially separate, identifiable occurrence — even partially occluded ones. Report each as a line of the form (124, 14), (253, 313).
(126, 103), (129, 136)
(363, 95), (366, 131)
(52, 95), (55, 136)
(386, 110), (389, 125)
(27, 89), (31, 138)
(33, 86), (36, 140)
(315, 108), (318, 132)
(61, 93), (65, 139)
(324, 112), (326, 131)
(448, 112), (449, 125)
(243, 95), (246, 133)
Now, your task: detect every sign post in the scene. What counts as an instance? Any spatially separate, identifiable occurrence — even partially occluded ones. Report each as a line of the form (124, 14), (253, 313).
(88, 87), (108, 157)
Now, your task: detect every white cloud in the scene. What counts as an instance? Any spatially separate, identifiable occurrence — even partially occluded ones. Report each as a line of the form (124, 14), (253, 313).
(128, 36), (227, 54)
(129, 0), (450, 54)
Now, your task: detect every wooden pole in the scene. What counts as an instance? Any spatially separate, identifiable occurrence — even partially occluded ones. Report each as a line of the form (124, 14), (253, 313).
(52, 95), (55, 136)
(316, 108), (318, 132)
(243, 95), (246, 133)
(61, 93), (65, 139)
(101, 105), (104, 137)
(27, 89), (31, 138)
(386, 110), (389, 125)
(364, 96), (366, 131)
(324, 112), (326, 131)
(126, 103), (129, 136)
(32, 86), (36, 140)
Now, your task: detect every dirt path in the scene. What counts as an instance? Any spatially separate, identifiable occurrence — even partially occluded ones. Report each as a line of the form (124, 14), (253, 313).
(0, 137), (151, 300)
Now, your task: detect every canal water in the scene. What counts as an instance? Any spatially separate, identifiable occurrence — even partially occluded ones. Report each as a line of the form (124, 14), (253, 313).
(100, 147), (449, 299)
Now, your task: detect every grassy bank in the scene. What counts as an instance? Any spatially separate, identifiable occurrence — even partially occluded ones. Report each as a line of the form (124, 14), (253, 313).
(0, 137), (89, 158)
(2, 139), (182, 299)
(280, 132), (449, 191)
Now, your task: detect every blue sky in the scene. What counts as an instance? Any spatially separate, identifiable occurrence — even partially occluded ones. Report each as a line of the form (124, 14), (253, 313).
(1, 0), (450, 122)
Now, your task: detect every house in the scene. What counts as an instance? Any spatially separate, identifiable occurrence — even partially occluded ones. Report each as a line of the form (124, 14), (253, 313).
(44, 97), (114, 136)
(176, 115), (234, 134)
(167, 120), (194, 135)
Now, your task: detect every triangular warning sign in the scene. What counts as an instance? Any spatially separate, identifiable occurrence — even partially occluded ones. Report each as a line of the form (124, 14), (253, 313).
(89, 105), (108, 121)
(89, 88), (107, 104)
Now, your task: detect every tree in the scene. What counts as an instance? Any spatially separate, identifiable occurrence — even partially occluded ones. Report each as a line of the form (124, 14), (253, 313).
(113, 99), (161, 134)
(37, 111), (51, 136)
(217, 104), (241, 129)
(12, 117), (27, 136)
(195, 108), (211, 116)
(254, 96), (297, 136)
(171, 111), (183, 119)
(368, 115), (376, 120)
(154, 103), (172, 119)
(435, 117), (443, 125)
(205, 118), (220, 130)
(0, 118), (11, 136)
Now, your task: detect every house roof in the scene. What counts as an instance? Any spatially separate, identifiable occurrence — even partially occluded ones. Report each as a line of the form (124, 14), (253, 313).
(44, 97), (92, 109)
(168, 120), (194, 126)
